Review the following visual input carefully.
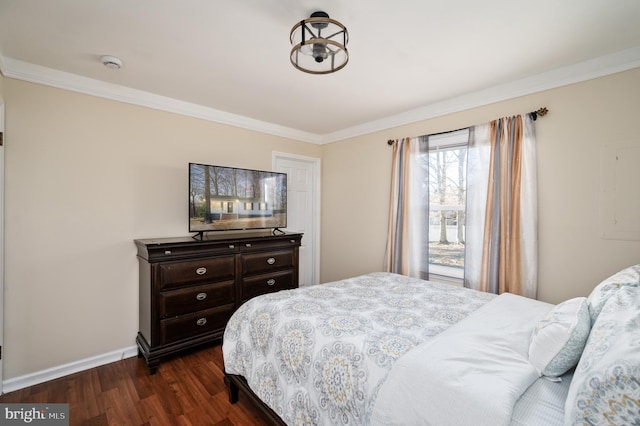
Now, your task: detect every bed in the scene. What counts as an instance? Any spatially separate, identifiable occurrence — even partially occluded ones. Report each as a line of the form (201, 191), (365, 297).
(222, 267), (640, 425)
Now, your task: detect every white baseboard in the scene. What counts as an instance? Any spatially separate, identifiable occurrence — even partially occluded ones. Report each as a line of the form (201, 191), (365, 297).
(2, 345), (139, 394)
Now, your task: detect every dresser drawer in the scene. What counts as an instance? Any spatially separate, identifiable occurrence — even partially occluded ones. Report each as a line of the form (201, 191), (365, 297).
(159, 280), (234, 318)
(239, 236), (301, 252)
(141, 240), (240, 262)
(242, 269), (296, 301)
(159, 304), (234, 345)
(242, 249), (293, 275)
(158, 255), (235, 290)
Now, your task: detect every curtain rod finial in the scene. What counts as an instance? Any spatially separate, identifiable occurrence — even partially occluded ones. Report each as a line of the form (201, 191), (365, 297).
(536, 107), (548, 117)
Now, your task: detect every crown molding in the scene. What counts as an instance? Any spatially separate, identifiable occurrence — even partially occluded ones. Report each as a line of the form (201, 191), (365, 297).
(2, 47), (639, 145)
(0, 56), (324, 145)
(320, 47), (640, 144)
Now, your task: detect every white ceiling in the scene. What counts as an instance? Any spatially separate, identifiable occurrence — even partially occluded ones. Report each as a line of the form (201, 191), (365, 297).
(1, 0), (639, 143)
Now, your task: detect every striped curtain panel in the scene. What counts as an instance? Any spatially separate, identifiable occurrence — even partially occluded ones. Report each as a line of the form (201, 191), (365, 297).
(384, 137), (428, 278)
(464, 114), (538, 298)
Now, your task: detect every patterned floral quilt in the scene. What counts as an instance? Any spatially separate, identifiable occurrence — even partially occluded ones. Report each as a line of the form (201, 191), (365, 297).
(222, 272), (496, 425)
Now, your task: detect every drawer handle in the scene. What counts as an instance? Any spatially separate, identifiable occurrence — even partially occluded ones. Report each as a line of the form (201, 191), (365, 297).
(290, 240), (295, 243)
(196, 292), (207, 301)
(267, 279), (276, 286)
(229, 244), (235, 249)
(266, 257), (276, 265)
(245, 243), (252, 247)
(196, 318), (207, 326)
(195, 267), (207, 275)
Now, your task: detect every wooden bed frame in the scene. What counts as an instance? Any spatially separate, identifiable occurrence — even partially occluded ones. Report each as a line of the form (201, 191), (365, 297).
(224, 372), (287, 425)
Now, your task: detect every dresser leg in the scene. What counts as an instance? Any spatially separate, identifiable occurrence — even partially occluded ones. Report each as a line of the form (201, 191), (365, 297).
(147, 360), (159, 375)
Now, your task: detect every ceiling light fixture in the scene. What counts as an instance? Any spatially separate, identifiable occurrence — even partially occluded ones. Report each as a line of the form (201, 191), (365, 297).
(101, 55), (123, 70)
(290, 11), (348, 74)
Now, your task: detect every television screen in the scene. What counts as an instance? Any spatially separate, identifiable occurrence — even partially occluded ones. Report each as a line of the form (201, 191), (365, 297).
(189, 163), (287, 233)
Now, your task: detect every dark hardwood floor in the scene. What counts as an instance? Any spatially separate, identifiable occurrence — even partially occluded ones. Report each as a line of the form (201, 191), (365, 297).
(0, 344), (268, 426)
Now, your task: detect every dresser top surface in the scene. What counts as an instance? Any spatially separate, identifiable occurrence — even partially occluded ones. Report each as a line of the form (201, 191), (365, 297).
(135, 231), (302, 247)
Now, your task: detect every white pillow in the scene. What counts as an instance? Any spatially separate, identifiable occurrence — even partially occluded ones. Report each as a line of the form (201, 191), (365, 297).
(528, 297), (591, 377)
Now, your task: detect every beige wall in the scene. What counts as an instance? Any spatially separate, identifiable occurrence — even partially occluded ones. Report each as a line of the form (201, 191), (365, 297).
(321, 68), (640, 304)
(2, 78), (321, 379)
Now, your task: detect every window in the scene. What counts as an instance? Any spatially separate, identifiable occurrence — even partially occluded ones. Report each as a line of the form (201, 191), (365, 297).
(420, 129), (469, 281)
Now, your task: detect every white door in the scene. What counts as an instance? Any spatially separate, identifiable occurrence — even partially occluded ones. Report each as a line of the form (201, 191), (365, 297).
(273, 152), (320, 287)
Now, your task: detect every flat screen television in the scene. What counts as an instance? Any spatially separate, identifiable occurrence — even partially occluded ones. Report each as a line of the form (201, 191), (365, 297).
(189, 163), (287, 235)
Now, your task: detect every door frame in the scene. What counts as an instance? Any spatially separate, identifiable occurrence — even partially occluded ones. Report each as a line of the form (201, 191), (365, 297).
(272, 151), (321, 286)
(0, 99), (5, 394)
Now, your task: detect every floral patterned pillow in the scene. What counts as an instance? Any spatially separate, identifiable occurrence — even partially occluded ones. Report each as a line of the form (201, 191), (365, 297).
(528, 297), (591, 377)
(564, 286), (640, 425)
(586, 264), (640, 324)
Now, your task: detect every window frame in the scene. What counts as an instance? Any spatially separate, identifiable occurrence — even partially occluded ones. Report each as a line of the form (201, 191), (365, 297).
(425, 128), (469, 284)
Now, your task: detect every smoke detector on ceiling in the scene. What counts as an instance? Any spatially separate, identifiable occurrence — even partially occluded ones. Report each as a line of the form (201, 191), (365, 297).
(101, 55), (123, 70)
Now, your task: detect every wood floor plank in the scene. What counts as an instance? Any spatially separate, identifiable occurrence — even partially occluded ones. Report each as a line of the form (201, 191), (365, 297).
(137, 394), (175, 426)
(82, 413), (110, 426)
(0, 343), (267, 426)
(99, 388), (139, 425)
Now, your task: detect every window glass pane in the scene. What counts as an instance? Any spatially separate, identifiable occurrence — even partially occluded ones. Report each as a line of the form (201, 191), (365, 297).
(421, 141), (467, 279)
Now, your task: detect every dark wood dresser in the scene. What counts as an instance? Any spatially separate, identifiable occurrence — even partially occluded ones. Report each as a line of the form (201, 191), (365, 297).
(135, 231), (302, 373)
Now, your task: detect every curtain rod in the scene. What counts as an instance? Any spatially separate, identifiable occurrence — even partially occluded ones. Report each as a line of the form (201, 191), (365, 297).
(387, 107), (548, 145)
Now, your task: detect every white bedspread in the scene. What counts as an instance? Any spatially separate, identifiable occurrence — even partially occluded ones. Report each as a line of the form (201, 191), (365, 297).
(371, 293), (553, 426)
